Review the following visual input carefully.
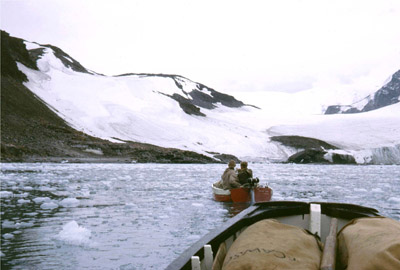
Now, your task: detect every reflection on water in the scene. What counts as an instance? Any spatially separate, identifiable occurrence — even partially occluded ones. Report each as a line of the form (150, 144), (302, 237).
(1, 163), (400, 269)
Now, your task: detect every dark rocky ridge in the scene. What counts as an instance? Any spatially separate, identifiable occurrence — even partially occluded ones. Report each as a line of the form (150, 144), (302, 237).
(117, 73), (256, 116)
(41, 44), (93, 74)
(271, 135), (356, 164)
(1, 31), (39, 82)
(0, 30), (232, 163)
(325, 70), (400, 114)
(363, 70), (400, 112)
(271, 135), (338, 150)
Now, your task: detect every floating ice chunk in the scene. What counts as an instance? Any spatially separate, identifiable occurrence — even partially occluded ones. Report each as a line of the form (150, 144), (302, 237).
(191, 203), (204, 207)
(14, 192), (29, 198)
(2, 220), (16, 229)
(41, 202), (59, 209)
(39, 186), (55, 191)
(33, 197), (51, 204)
(59, 198), (80, 208)
(3, 233), (14, 239)
(22, 186), (33, 191)
(57, 221), (91, 245)
(371, 188), (384, 193)
(0, 191), (13, 198)
(354, 188), (367, 192)
(388, 197), (400, 205)
(15, 222), (34, 228)
(24, 212), (38, 216)
(17, 199), (30, 204)
(3, 180), (15, 186)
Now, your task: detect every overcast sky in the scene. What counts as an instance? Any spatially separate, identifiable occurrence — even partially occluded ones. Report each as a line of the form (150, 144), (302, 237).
(2, 0), (400, 93)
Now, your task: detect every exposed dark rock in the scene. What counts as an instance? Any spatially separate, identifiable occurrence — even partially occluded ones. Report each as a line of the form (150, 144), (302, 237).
(331, 153), (356, 164)
(170, 93), (206, 116)
(204, 87), (244, 108)
(188, 89), (216, 109)
(272, 135), (356, 164)
(324, 69), (400, 114)
(286, 148), (357, 164)
(29, 47), (46, 63)
(212, 154), (241, 164)
(287, 148), (329, 164)
(41, 44), (91, 74)
(362, 70), (400, 112)
(271, 135), (338, 150)
(324, 105), (361, 114)
(344, 107), (362, 114)
(1, 30), (91, 78)
(1, 31), (38, 83)
(324, 105), (342, 115)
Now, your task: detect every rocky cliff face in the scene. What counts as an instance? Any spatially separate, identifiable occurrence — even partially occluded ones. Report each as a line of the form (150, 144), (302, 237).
(0, 31), (227, 163)
(325, 70), (400, 114)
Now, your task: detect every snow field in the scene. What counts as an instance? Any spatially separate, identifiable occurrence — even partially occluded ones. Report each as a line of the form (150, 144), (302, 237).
(17, 42), (400, 164)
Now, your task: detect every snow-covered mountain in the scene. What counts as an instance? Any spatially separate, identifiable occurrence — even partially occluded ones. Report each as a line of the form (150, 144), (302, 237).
(325, 70), (400, 114)
(5, 32), (400, 164)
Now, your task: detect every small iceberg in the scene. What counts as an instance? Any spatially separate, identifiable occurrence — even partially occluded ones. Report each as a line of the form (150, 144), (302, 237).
(17, 199), (30, 204)
(40, 202), (59, 210)
(59, 198), (80, 208)
(57, 220), (91, 245)
(33, 197), (51, 204)
(3, 233), (14, 240)
(0, 191), (13, 198)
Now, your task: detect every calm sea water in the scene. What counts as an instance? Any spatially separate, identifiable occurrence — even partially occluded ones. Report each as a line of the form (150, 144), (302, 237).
(1, 163), (400, 269)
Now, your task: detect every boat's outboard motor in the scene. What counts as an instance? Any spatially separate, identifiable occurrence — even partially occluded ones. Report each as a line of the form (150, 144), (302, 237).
(247, 177), (259, 188)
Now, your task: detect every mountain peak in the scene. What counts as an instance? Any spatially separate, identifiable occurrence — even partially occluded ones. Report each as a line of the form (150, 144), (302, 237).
(324, 69), (400, 114)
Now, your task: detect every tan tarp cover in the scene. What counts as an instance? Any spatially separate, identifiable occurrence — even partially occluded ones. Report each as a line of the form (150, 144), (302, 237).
(337, 217), (400, 270)
(221, 219), (322, 270)
(212, 242), (227, 270)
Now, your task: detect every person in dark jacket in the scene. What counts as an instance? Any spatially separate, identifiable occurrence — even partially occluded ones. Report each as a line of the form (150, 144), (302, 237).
(237, 161), (253, 185)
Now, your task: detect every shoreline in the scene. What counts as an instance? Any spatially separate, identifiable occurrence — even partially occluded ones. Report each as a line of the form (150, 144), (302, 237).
(0, 156), (219, 164)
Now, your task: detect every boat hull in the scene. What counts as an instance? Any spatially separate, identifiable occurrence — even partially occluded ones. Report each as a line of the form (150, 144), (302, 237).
(166, 201), (381, 270)
(211, 185), (231, 202)
(212, 185), (272, 203)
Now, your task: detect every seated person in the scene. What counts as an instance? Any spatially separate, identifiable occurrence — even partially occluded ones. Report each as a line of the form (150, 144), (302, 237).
(221, 160), (241, 190)
(237, 161), (253, 185)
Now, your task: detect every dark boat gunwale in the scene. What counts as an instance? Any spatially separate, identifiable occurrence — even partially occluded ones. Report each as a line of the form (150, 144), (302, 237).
(165, 201), (379, 270)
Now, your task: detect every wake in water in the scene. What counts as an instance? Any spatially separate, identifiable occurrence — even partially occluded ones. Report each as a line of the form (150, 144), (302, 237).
(1, 163), (399, 269)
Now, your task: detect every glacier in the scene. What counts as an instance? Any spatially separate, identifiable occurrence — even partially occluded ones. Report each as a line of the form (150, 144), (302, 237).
(16, 41), (400, 164)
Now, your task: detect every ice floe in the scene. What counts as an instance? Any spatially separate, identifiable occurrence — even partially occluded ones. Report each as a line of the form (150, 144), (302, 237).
(56, 220), (91, 245)
(33, 197), (51, 204)
(40, 202), (59, 209)
(3, 233), (14, 240)
(59, 198), (80, 208)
